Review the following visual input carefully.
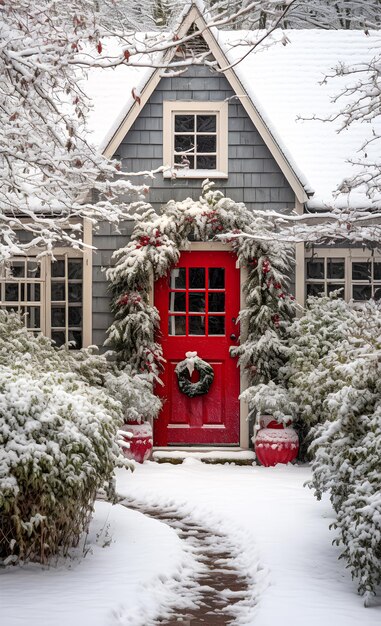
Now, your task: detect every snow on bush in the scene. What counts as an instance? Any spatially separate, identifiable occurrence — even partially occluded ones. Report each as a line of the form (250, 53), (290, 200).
(0, 311), (157, 564)
(282, 296), (381, 600)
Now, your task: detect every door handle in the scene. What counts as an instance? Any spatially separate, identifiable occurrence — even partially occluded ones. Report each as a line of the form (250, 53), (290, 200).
(230, 333), (237, 341)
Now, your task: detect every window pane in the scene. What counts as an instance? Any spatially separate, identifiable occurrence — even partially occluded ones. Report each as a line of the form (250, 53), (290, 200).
(68, 260), (83, 279)
(197, 115), (216, 132)
(175, 115), (194, 132)
(306, 259), (324, 279)
(51, 307), (66, 327)
(189, 316), (205, 335)
(327, 259), (345, 280)
(208, 316), (225, 335)
(51, 260), (65, 277)
(68, 330), (82, 350)
(189, 293), (205, 312)
(352, 284), (371, 300)
(374, 262), (381, 280)
(327, 284), (344, 297)
(27, 284), (41, 302)
(189, 268), (205, 289)
(68, 283), (82, 303)
(52, 331), (65, 347)
(168, 292), (186, 312)
(306, 283), (324, 297)
(209, 292), (225, 312)
(11, 261), (25, 278)
(374, 287), (381, 300)
(197, 135), (216, 153)
(5, 283), (19, 301)
(352, 262), (371, 281)
(169, 268), (186, 289)
(196, 155), (216, 169)
(51, 282), (65, 301)
(174, 154), (194, 169)
(209, 268), (225, 289)
(68, 307), (82, 327)
(24, 307), (40, 329)
(174, 135), (194, 153)
(168, 316), (186, 336)
(27, 261), (40, 278)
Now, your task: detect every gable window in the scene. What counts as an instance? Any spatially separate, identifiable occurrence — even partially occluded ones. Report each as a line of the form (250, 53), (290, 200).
(0, 250), (90, 349)
(163, 101), (228, 178)
(305, 250), (381, 302)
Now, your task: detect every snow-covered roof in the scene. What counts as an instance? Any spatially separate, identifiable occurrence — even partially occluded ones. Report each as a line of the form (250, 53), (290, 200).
(84, 28), (381, 210)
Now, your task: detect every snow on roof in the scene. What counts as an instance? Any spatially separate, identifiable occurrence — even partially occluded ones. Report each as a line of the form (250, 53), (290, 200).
(84, 29), (381, 209)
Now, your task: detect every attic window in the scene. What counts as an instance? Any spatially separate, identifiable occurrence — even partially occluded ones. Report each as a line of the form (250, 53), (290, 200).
(163, 101), (228, 179)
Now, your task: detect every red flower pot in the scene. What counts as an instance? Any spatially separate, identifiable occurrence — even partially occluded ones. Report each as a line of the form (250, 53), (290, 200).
(119, 421), (153, 463)
(254, 424), (299, 467)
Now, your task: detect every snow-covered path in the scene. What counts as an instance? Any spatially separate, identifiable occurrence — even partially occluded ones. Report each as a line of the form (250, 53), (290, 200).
(116, 461), (381, 626)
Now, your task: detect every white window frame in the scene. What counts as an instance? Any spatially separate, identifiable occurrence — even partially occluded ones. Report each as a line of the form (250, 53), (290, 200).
(305, 248), (381, 303)
(163, 101), (228, 179)
(0, 219), (92, 348)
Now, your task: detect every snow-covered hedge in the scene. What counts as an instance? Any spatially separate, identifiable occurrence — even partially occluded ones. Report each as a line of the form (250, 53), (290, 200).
(285, 297), (381, 600)
(0, 312), (157, 564)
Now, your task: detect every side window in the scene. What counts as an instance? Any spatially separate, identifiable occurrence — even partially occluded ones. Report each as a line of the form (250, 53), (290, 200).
(0, 258), (43, 333)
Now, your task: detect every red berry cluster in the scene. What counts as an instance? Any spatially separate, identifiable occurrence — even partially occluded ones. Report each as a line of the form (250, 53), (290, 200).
(118, 292), (142, 307)
(136, 229), (162, 249)
(272, 314), (281, 327)
(201, 210), (224, 232)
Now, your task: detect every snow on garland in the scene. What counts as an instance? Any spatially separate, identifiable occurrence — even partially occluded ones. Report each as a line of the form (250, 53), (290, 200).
(175, 352), (214, 398)
(105, 181), (296, 413)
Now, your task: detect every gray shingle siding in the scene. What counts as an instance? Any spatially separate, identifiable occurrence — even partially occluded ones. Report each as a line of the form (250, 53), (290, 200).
(92, 64), (296, 346)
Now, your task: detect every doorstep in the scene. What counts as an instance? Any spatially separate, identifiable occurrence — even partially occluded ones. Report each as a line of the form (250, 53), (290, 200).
(152, 447), (256, 465)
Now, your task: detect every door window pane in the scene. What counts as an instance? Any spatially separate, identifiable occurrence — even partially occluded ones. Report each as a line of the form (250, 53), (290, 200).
(208, 316), (225, 335)
(11, 261), (25, 278)
(189, 268), (205, 289)
(189, 316), (205, 335)
(169, 292), (186, 312)
(27, 284), (41, 302)
(169, 268), (186, 289)
(68, 330), (82, 350)
(52, 331), (66, 347)
(24, 307), (40, 329)
(209, 268), (224, 289)
(209, 292), (225, 312)
(189, 293), (205, 312)
(168, 316), (186, 336)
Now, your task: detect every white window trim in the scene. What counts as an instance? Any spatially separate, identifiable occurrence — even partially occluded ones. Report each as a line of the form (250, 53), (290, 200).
(0, 218), (92, 348)
(304, 247), (381, 303)
(162, 101), (228, 179)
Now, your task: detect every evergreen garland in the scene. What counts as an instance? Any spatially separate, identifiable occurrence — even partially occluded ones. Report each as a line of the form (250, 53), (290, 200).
(106, 181), (296, 396)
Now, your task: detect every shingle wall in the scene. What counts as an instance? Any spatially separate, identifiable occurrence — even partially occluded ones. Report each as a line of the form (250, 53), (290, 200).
(92, 64), (296, 347)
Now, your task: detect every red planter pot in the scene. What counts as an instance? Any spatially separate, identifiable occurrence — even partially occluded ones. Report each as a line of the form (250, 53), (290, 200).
(254, 425), (299, 467)
(119, 421), (153, 464)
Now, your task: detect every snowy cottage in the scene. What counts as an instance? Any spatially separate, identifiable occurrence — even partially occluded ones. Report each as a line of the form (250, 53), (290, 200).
(3, 3), (380, 450)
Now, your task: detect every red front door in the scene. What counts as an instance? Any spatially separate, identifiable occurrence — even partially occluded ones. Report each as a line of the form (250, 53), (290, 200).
(154, 251), (240, 446)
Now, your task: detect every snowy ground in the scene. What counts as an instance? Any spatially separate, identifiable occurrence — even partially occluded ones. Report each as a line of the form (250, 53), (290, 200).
(1, 462), (380, 625)
(0, 499), (199, 626)
(117, 461), (381, 626)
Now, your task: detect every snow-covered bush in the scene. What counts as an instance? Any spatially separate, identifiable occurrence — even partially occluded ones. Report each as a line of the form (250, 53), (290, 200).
(281, 296), (381, 599)
(0, 311), (148, 564)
